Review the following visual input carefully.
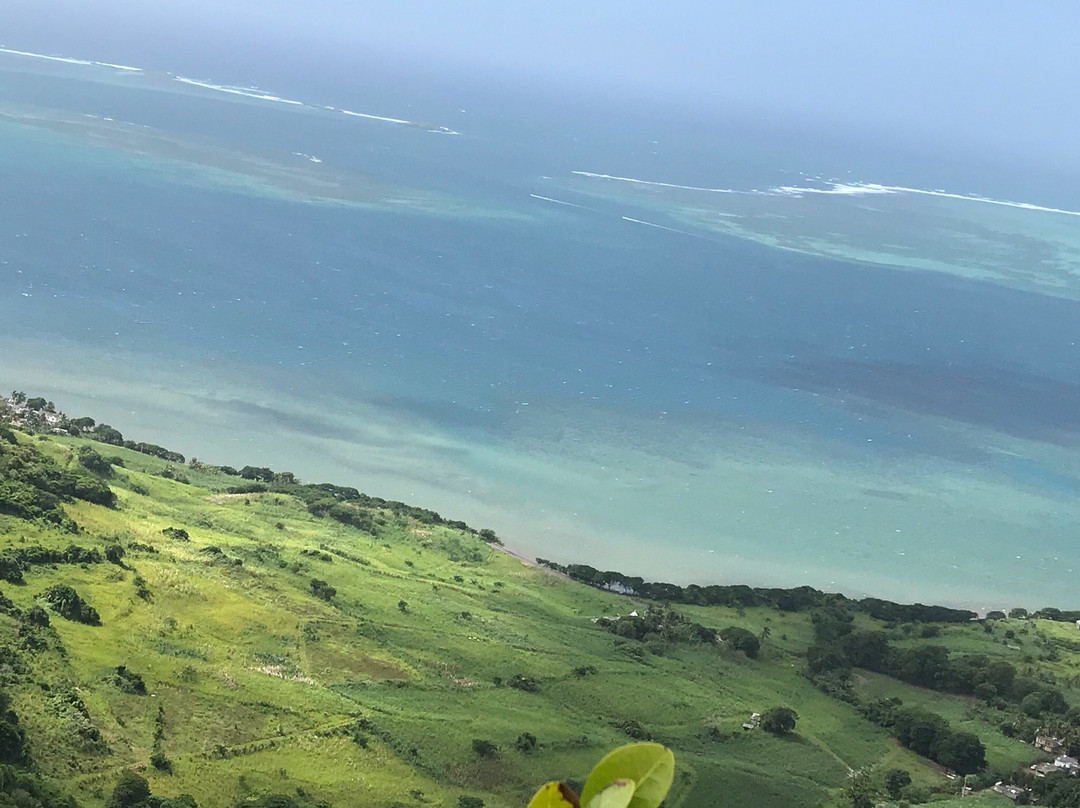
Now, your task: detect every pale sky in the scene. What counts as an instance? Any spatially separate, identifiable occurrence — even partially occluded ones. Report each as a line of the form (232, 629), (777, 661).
(3, 1), (1079, 167)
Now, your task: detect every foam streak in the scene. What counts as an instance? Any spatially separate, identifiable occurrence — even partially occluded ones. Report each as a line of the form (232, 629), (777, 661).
(572, 170), (740, 194)
(0, 46), (142, 72)
(529, 194), (590, 209)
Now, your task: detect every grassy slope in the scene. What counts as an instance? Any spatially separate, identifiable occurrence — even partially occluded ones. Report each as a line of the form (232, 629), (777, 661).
(0, 432), (1055, 808)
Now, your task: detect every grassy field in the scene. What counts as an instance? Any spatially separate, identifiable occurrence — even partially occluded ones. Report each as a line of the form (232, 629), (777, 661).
(0, 428), (1060, 808)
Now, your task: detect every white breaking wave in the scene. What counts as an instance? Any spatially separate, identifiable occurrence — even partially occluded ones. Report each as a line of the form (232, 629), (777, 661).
(621, 216), (690, 234)
(572, 171), (741, 194)
(1, 45), (459, 135)
(864, 183), (1080, 217)
(771, 183), (895, 197)
(339, 108), (411, 125)
(292, 152), (323, 164)
(173, 76), (303, 106)
(772, 181), (1080, 216)
(529, 194), (591, 209)
(0, 46), (142, 72)
(575, 170), (1080, 219)
(339, 108), (458, 134)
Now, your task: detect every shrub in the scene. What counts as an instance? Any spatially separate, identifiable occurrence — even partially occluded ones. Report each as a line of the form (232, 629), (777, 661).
(133, 575), (151, 601)
(514, 732), (538, 753)
(471, 738), (498, 758)
(109, 666), (147, 695)
(0, 689), (27, 764)
(509, 674), (540, 693)
(162, 527), (189, 541)
(615, 718), (651, 740)
(884, 769), (912, 799)
(23, 605), (49, 627)
(150, 751), (173, 773)
(40, 585), (100, 625)
(310, 579), (336, 601)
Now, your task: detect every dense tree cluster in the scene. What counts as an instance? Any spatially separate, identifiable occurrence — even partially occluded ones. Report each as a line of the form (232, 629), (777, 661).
(535, 560), (976, 622)
(225, 477), (484, 536)
(0, 544), (104, 584)
(809, 620), (1068, 717)
(596, 606), (717, 648)
(861, 699), (986, 773)
(0, 432), (115, 528)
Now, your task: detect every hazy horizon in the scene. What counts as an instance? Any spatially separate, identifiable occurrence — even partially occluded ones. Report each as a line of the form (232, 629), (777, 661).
(3, 2), (1079, 173)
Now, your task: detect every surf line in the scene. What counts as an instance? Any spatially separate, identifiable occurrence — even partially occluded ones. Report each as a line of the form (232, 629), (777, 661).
(621, 216), (691, 235)
(572, 170), (742, 195)
(529, 194), (594, 210)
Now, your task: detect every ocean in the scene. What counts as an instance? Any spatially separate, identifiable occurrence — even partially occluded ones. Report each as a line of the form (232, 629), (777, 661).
(3, 46), (1080, 609)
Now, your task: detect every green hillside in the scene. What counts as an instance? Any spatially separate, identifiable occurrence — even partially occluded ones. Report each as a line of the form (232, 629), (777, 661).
(1, 395), (1078, 808)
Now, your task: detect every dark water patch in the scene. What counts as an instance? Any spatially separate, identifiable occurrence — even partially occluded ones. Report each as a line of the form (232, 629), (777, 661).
(768, 358), (1080, 445)
(860, 488), (911, 502)
(190, 396), (366, 443)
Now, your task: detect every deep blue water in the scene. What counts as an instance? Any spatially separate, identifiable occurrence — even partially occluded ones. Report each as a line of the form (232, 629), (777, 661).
(3, 49), (1080, 607)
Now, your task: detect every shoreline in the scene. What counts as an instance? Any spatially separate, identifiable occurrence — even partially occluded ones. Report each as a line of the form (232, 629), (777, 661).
(0, 390), (1061, 617)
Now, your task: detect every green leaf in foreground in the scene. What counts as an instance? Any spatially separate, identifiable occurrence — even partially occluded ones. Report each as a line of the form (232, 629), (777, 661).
(579, 743), (674, 808)
(585, 779), (635, 808)
(526, 781), (581, 808)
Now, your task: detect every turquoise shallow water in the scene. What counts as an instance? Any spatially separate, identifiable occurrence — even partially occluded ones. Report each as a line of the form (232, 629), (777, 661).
(3, 51), (1080, 608)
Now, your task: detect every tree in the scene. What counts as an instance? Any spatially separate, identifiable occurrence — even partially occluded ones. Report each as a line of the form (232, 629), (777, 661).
(892, 708), (949, 757)
(93, 424), (125, 446)
(77, 445), (114, 476)
(760, 707), (798, 736)
(105, 544), (126, 566)
(933, 731), (986, 774)
(883, 768), (911, 799)
(106, 771), (151, 808)
(844, 768), (880, 808)
(1021, 688), (1068, 718)
(719, 626), (760, 658)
